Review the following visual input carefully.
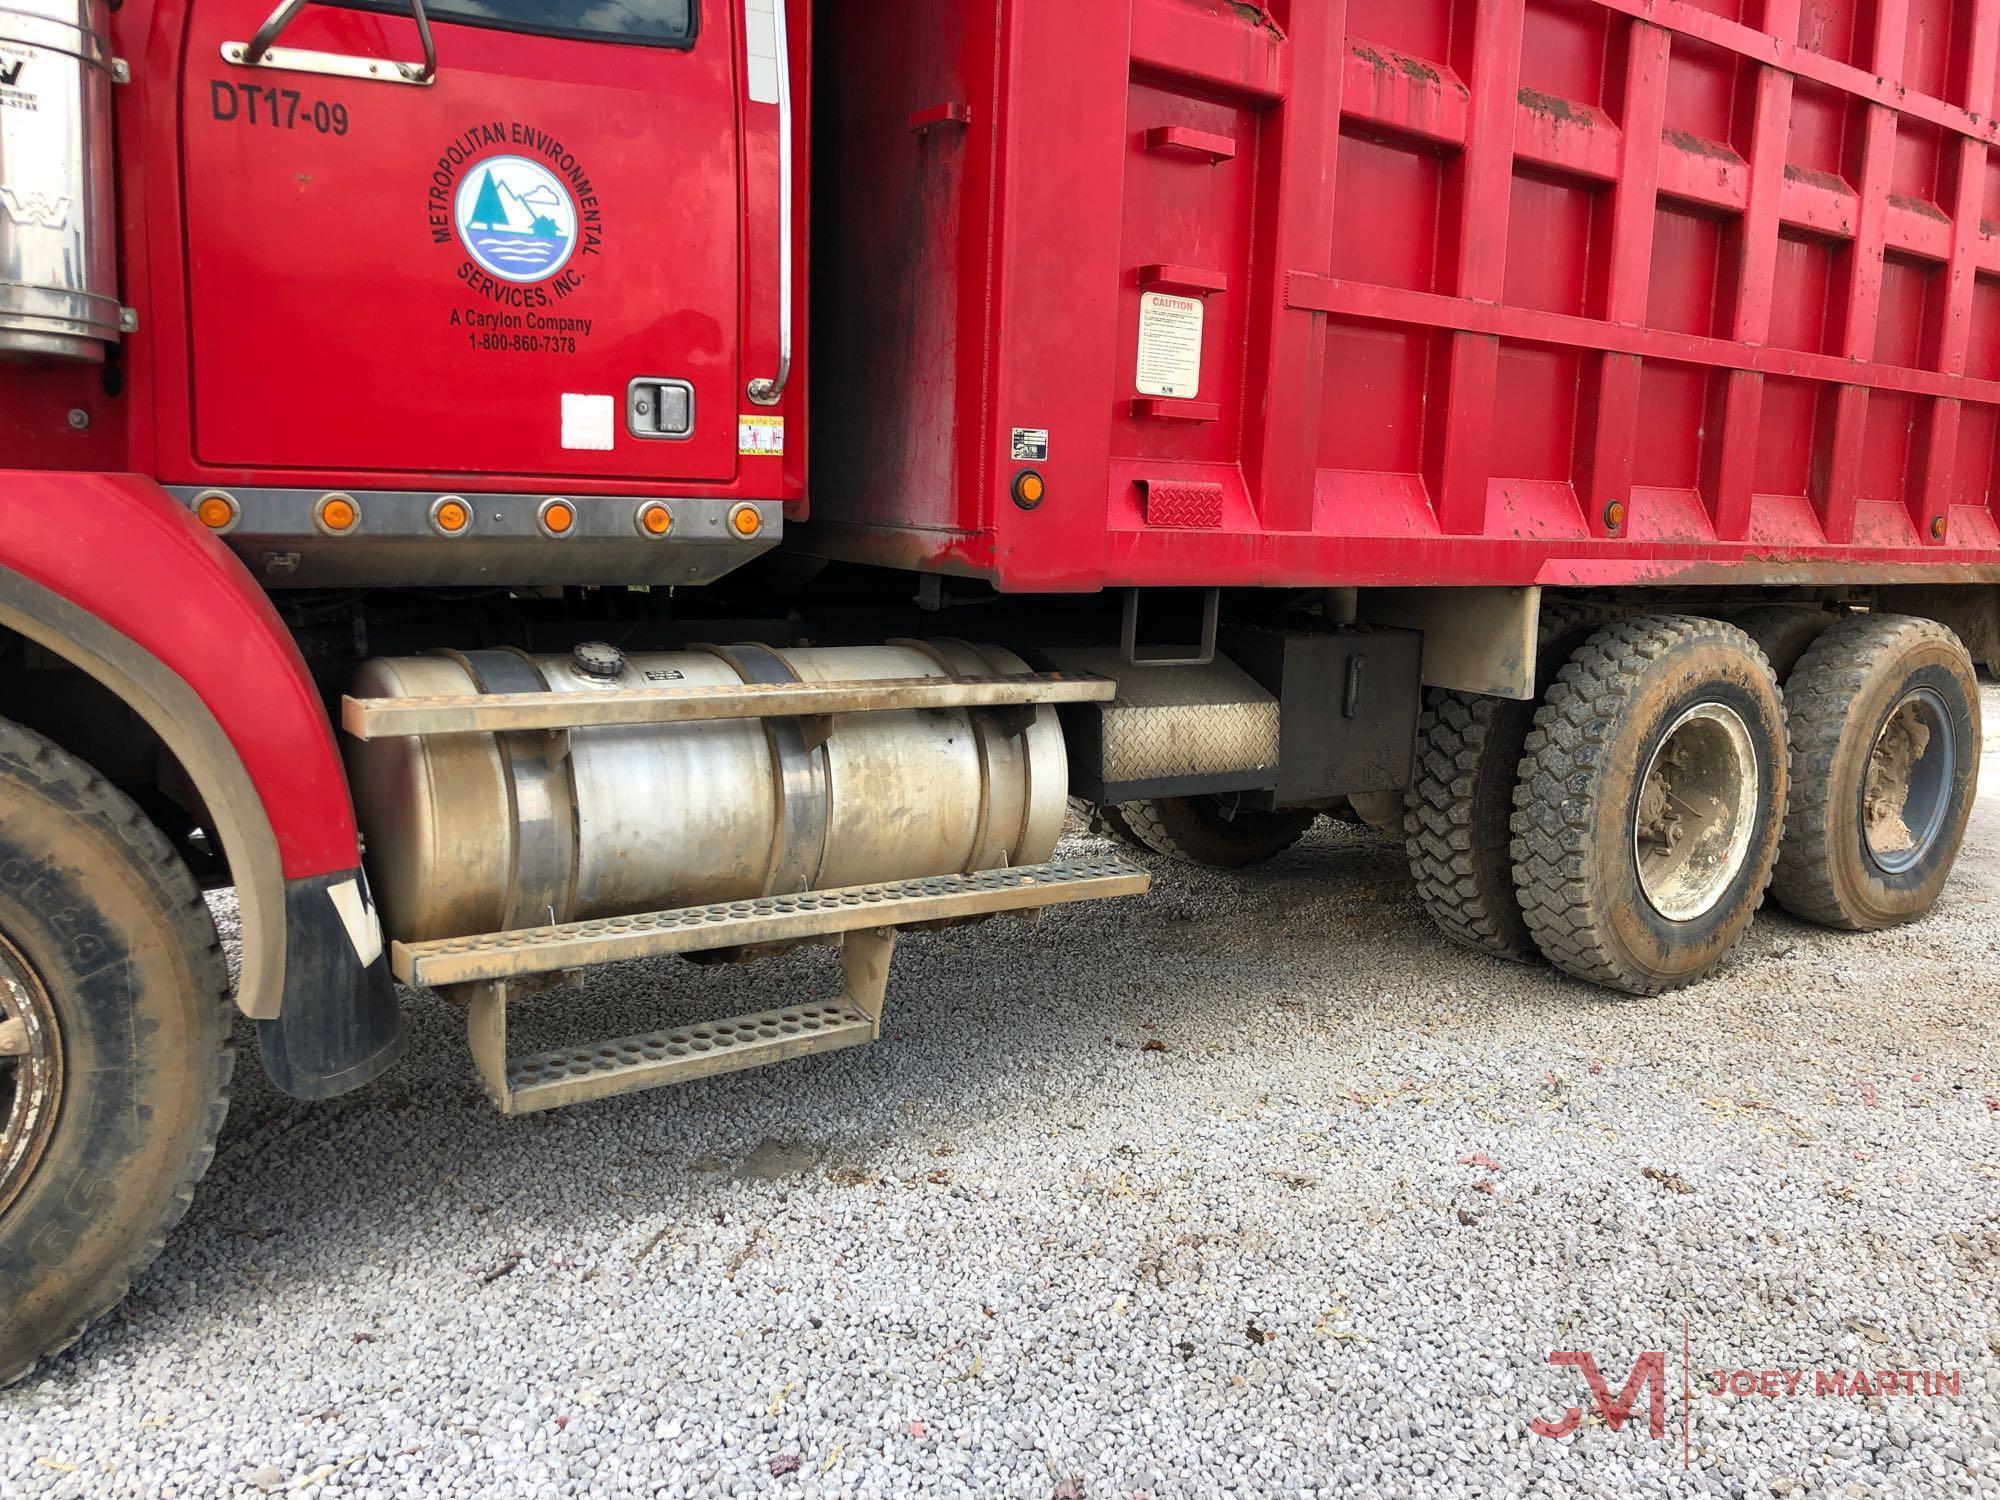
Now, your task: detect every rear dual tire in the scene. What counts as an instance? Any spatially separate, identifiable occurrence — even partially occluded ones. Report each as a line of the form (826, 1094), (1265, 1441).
(1403, 602), (1627, 962)
(1771, 615), (1980, 931)
(1412, 608), (1979, 995)
(1511, 617), (1789, 995)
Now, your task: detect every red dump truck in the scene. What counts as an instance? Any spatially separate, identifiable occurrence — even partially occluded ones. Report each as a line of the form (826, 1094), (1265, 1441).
(2, 0), (1995, 1378)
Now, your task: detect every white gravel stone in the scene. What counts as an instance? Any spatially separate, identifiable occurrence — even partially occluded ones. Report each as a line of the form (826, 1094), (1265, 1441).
(5, 693), (2000, 1497)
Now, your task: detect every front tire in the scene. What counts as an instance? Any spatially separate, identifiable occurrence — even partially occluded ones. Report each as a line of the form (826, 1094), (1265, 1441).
(1769, 615), (1980, 931)
(0, 719), (233, 1386)
(1511, 617), (1788, 995)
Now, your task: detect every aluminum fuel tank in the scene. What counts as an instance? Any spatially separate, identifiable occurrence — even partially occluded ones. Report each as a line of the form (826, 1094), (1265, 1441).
(347, 641), (1069, 944)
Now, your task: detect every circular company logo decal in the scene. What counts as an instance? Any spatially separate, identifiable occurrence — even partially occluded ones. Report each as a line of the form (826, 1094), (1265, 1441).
(453, 153), (578, 284)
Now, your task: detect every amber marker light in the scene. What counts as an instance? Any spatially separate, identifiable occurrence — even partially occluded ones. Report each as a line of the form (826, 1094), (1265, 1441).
(729, 503), (765, 539)
(316, 493), (360, 534)
(1012, 470), (1047, 510)
(193, 491), (238, 532)
(1603, 499), (1627, 532)
(637, 502), (675, 538)
(432, 497), (471, 536)
(539, 498), (577, 537)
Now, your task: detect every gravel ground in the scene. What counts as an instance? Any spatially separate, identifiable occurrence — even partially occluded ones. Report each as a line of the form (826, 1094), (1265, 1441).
(6, 693), (2000, 1500)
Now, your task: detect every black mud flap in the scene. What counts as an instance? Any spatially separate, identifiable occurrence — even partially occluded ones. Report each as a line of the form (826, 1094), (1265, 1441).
(257, 869), (405, 1101)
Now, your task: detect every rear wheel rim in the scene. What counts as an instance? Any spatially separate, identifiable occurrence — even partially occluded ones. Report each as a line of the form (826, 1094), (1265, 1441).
(1863, 687), (1956, 876)
(0, 930), (62, 1222)
(1633, 703), (1759, 923)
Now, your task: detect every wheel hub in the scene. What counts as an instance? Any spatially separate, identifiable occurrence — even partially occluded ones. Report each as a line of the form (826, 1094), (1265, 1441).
(1864, 687), (1956, 875)
(1634, 703), (1759, 922)
(0, 931), (62, 1222)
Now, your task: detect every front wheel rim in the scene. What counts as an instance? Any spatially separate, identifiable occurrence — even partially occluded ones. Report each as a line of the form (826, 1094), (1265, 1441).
(0, 930), (62, 1222)
(1633, 702), (1760, 923)
(1863, 687), (1957, 876)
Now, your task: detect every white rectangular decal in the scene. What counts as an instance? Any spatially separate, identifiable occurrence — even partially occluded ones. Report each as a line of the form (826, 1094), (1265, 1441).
(561, 393), (615, 451)
(1136, 292), (1205, 399)
(746, 0), (780, 103)
(326, 878), (384, 968)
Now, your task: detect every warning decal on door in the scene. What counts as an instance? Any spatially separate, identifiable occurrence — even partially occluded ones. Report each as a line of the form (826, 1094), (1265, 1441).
(740, 414), (785, 455)
(1136, 292), (1204, 400)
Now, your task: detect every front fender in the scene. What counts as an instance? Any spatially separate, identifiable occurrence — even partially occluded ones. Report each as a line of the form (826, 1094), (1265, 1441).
(0, 472), (400, 1096)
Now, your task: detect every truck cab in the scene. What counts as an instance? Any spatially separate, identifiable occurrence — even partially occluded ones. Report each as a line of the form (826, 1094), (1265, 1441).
(4, 0), (804, 585)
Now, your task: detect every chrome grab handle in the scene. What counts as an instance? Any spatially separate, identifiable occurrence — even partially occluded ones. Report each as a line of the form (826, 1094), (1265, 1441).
(228, 0), (437, 85)
(746, 0), (793, 407)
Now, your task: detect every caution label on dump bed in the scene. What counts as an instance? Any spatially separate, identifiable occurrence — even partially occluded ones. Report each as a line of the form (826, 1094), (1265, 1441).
(1136, 292), (1204, 400)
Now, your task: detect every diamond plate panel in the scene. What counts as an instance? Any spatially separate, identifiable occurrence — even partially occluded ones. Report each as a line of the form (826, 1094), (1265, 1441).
(1042, 647), (1280, 782)
(1142, 480), (1226, 529)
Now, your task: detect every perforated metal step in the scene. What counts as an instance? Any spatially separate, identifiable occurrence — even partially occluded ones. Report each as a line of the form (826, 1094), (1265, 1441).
(395, 854), (1150, 988)
(501, 1001), (878, 1111)
(428, 855), (1152, 1113)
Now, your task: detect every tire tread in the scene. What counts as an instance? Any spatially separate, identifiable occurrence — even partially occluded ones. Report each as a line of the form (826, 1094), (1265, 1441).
(0, 718), (233, 1388)
(1402, 599), (1626, 961)
(1510, 615), (1781, 995)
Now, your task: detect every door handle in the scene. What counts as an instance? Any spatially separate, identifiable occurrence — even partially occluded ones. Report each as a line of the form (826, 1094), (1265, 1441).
(745, 0), (793, 407)
(225, 0), (438, 86)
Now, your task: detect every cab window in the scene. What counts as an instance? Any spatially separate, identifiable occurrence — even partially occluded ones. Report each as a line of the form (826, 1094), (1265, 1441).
(342, 0), (697, 48)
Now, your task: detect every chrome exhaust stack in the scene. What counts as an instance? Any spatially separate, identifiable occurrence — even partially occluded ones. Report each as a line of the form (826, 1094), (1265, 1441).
(0, 0), (122, 361)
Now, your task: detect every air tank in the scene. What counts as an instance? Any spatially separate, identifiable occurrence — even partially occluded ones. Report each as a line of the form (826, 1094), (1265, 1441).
(347, 641), (1070, 944)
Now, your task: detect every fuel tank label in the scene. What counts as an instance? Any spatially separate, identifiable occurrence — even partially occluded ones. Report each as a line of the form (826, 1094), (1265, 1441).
(1136, 291), (1204, 400)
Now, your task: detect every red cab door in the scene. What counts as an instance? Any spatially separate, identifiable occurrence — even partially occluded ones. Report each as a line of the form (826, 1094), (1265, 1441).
(179, 0), (744, 485)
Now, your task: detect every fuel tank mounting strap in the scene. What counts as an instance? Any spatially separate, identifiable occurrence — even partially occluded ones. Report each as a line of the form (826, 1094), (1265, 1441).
(694, 643), (828, 898)
(341, 673), (1117, 740)
(890, 639), (1016, 862)
(449, 650), (575, 930)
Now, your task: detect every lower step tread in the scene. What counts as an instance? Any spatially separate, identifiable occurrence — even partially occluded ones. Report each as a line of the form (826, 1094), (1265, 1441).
(504, 1000), (875, 1110)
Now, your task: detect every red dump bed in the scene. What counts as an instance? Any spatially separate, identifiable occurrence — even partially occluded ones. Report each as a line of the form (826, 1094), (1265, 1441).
(809, 0), (2000, 593)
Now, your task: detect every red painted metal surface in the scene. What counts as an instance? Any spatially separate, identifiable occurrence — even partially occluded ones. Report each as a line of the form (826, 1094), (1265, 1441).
(0, 473), (358, 880)
(0, 0), (808, 515)
(810, 0), (2000, 590)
